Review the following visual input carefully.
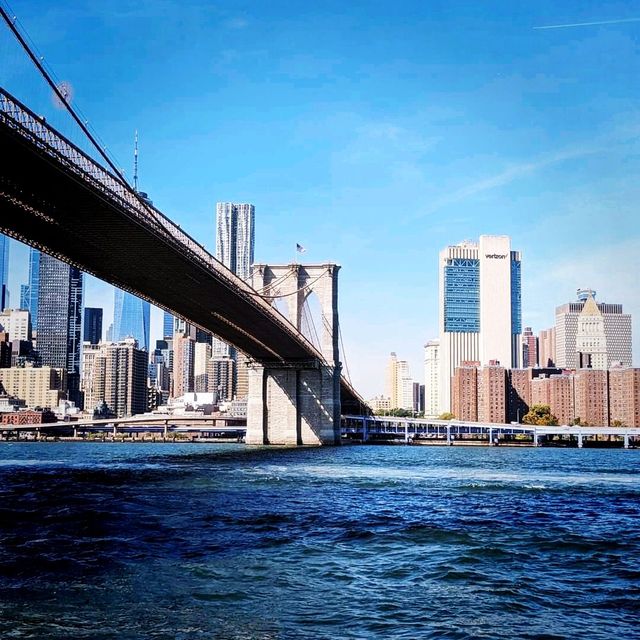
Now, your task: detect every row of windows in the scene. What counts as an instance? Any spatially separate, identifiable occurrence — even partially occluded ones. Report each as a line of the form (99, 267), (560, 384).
(444, 259), (480, 332)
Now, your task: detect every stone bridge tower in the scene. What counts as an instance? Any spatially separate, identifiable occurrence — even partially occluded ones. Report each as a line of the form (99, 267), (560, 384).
(246, 263), (341, 445)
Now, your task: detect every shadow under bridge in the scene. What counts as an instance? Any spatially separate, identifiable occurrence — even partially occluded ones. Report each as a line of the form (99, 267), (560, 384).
(0, 87), (366, 413)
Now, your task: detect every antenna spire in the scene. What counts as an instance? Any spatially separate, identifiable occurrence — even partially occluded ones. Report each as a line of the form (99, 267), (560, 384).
(133, 129), (139, 191)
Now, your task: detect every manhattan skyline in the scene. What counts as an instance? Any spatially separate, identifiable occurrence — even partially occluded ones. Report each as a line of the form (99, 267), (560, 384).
(2, 0), (640, 397)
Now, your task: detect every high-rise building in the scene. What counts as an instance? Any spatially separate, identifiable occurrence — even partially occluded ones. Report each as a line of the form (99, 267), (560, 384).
(27, 248), (40, 329)
(162, 311), (174, 340)
(19, 285), (29, 311)
(0, 332), (10, 368)
(451, 363), (478, 421)
(538, 327), (556, 368)
(149, 339), (171, 402)
(214, 202), (255, 374)
(555, 289), (632, 369)
(113, 289), (150, 352)
(0, 234), (9, 310)
(522, 326), (538, 368)
(207, 354), (235, 403)
(194, 341), (211, 392)
(508, 369), (532, 423)
(412, 382), (425, 413)
(0, 365), (66, 409)
(574, 369), (608, 426)
(81, 338), (147, 417)
(477, 364), (507, 424)
(439, 235), (522, 412)
(575, 293), (607, 370)
(36, 254), (83, 402)
(609, 368), (640, 427)
(424, 339), (440, 417)
(83, 308), (103, 345)
(385, 352), (413, 410)
(235, 352), (250, 399)
(215, 203), (255, 281)
(0, 309), (31, 341)
(172, 333), (195, 398)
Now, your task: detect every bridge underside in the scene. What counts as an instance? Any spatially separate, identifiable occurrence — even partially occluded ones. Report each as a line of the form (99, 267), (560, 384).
(0, 110), (365, 415)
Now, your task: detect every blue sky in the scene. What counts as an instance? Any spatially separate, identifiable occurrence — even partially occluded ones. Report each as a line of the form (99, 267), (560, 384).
(2, 0), (640, 396)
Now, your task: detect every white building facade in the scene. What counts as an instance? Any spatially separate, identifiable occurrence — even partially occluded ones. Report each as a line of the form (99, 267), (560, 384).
(438, 235), (522, 413)
(0, 309), (31, 341)
(555, 289), (632, 369)
(424, 339), (440, 417)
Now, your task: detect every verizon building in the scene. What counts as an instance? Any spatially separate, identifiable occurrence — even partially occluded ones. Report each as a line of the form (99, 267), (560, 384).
(438, 235), (522, 412)
(555, 288), (632, 369)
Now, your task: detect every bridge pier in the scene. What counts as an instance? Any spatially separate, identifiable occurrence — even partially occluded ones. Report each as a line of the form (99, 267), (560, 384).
(577, 432), (584, 448)
(248, 262), (342, 446)
(246, 361), (340, 446)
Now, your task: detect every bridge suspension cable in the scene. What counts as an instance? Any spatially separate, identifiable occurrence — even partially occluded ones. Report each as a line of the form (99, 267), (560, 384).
(250, 267), (330, 300)
(0, 4), (132, 195)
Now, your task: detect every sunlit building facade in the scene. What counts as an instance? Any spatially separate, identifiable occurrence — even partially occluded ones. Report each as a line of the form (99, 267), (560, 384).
(439, 235), (522, 412)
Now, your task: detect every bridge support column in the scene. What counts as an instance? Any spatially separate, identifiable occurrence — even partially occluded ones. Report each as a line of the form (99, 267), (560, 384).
(577, 432), (583, 448)
(246, 361), (341, 446)
(362, 417), (369, 443)
(624, 433), (629, 449)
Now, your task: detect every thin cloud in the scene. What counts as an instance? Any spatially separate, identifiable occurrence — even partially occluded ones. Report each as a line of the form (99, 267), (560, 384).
(410, 144), (599, 221)
(534, 17), (640, 30)
(224, 17), (248, 30)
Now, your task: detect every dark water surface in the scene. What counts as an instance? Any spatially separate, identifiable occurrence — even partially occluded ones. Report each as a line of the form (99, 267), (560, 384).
(0, 443), (638, 639)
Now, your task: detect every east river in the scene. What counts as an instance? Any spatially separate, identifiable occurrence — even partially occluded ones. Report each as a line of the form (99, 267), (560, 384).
(0, 443), (638, 639)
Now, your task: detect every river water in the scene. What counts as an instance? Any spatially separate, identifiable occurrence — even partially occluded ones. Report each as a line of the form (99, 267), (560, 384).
(0, 443), (638, 639)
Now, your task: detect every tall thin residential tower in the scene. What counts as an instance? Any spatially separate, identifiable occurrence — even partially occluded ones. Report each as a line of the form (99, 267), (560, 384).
(214, 203), (255, 380)
(216, 203), (255, 282)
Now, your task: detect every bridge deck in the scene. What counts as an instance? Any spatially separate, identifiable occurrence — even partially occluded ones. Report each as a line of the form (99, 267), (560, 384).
(0, 87), (366, 412)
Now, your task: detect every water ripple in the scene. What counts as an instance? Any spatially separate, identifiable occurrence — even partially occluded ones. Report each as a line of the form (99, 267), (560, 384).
(0, 443), (638, 639)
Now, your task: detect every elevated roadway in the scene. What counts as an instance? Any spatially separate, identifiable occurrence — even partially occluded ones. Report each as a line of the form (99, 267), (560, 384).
(0, 87), (367, 414)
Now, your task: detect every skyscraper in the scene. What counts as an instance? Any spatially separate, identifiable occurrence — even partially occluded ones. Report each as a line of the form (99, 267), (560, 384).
(20, 285), (29, 310)
(163, 311), (174, 340)
(113, 289), (150, 352)
(27, 248), (40, 328)
(215, 202), (255, 392)
(0, 234), (9, 310)
(194, 341), (211, 392)
(439, 235), (522, 412)
(215, 203), (255, 281)
(575, 293), (607, 369)
(172, 333), (195, 398)
(36, 254), (83, 402)
(83, 308), (103, 345)
(555, 289), (632, 369)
